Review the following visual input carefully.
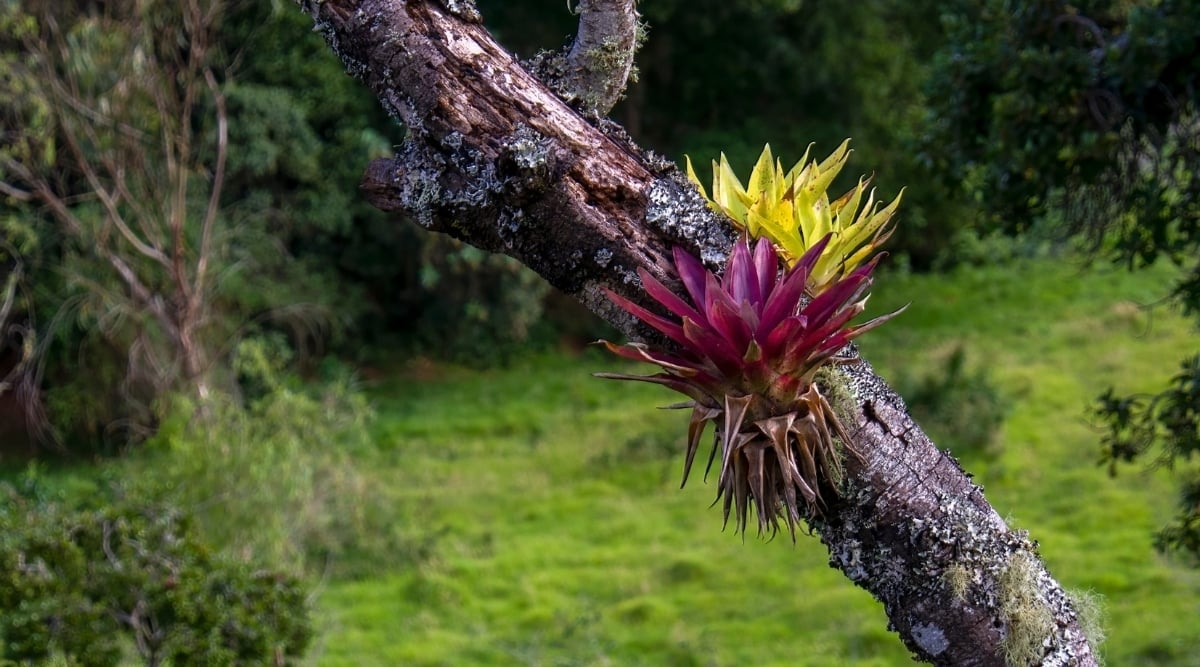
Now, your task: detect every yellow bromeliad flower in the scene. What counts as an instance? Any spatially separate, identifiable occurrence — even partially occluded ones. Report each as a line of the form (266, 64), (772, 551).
(686, 140), (901, 294)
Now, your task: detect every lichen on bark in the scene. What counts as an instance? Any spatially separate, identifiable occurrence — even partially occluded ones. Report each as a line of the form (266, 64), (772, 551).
(643, 175), (734, 269)
(437, 0), (481, 23)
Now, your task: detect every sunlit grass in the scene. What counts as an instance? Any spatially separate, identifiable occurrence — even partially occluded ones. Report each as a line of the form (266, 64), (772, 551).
(312, 256), (1199, 666)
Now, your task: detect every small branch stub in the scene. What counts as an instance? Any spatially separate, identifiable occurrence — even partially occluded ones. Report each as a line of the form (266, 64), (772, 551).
(530, 0), (643, 116)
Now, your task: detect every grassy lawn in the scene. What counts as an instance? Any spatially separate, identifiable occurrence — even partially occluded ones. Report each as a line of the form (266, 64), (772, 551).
(311, 257), (1200, 666)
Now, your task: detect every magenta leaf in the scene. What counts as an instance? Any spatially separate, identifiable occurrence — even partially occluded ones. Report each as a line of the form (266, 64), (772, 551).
(638, 267), (704, 323)
(672, 246), (709, 314)
(603, 288), (690, 348)
(752, 237), (778, 304)
(724, 239), (759, 307)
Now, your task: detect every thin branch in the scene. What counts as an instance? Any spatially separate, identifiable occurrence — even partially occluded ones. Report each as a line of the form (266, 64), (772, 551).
(151, 75), (182, 233)
(28, 26), (174, 271)
(0, 180), (34, 202)
(36, 15), (149, 143)
(0, 157), (81, 236)
(8, 156), (182, 343)
(56, 114), (173, 270)
(105, 156), (167, 252)
(37, 64), (150, 144)
(195, 67), (228, 299)
(563, 0), (642, 116)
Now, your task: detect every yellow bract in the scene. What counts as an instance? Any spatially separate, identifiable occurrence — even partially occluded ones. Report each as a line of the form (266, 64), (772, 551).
(686, 140), (901, 294)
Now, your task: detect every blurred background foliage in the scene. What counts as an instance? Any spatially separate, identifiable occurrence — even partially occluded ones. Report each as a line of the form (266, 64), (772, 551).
(0, 0), (1199, 660)
(3, 0), (1191, 453)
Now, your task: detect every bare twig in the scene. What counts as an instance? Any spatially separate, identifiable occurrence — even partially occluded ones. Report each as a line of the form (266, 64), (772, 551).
(196, 67), (228, 300)
(0, 180), (34, 202)
(0, 252), (21, 332)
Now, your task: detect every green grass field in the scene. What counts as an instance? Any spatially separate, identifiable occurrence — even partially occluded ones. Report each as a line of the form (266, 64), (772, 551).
(308, 257), (1200, 666)
(5, 256), (1196, 665)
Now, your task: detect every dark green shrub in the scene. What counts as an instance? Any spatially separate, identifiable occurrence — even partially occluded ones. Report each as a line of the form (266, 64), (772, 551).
(1097, 355), (1200, 563)
(897, 345), (1010, 458)
(1154, 473), (1200, 565)
(0, 482), (312, 666)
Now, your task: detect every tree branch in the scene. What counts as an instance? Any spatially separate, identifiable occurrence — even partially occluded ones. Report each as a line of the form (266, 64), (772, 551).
(0, 248), (21, 341)
(298, 1), (1097, 664)
(0, 180), (34, 202)
(0, 154), (183, 346)
(545, 0), (643, 116)
(195, 67), (227, 301)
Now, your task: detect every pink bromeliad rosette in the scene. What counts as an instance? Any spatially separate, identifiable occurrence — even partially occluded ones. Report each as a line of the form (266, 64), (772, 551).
(598, 233), (903, 538)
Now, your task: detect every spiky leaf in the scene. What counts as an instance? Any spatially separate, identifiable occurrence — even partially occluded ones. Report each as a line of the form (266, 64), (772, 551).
(687, 142), (902, 295)
(596, 235), (901, 536)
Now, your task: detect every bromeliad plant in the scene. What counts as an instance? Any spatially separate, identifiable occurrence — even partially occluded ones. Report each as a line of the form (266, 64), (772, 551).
(597, 234), (902, 537)
(686, 141), (901, 295)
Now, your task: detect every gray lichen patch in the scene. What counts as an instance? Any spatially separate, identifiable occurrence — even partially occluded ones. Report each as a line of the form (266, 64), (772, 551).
(594, 248), (614, 267)
(499, 124), (558, 197)
(841, 355), (908, 413)
(442, 131), (464, 150)
(392, 148), (443, 228)
(524, 47), (574, 103)
(387, 132), (502, 232)
(643, 175), (735, 269)
(917, 497), (1034, 599)
(504, 126), (552, 171)
(438, 0), (482, 23)
(911, 622), (949, 656)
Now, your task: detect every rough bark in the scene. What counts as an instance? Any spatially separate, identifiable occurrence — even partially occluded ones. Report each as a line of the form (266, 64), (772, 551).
(297, 1), (1098, 664)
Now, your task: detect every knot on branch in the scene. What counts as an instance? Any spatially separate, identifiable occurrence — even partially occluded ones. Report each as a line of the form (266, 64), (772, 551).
(360, 132), (500, 231)
(497, 124), (561, 202)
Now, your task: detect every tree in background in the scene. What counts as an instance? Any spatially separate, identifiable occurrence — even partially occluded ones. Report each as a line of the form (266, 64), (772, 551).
(0, 0), (247, 444)
(0, 6), (395, 642)
(0, 0), (390, 448)
(922, 0), (1200, 560)
(0, 0), (575, 452)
